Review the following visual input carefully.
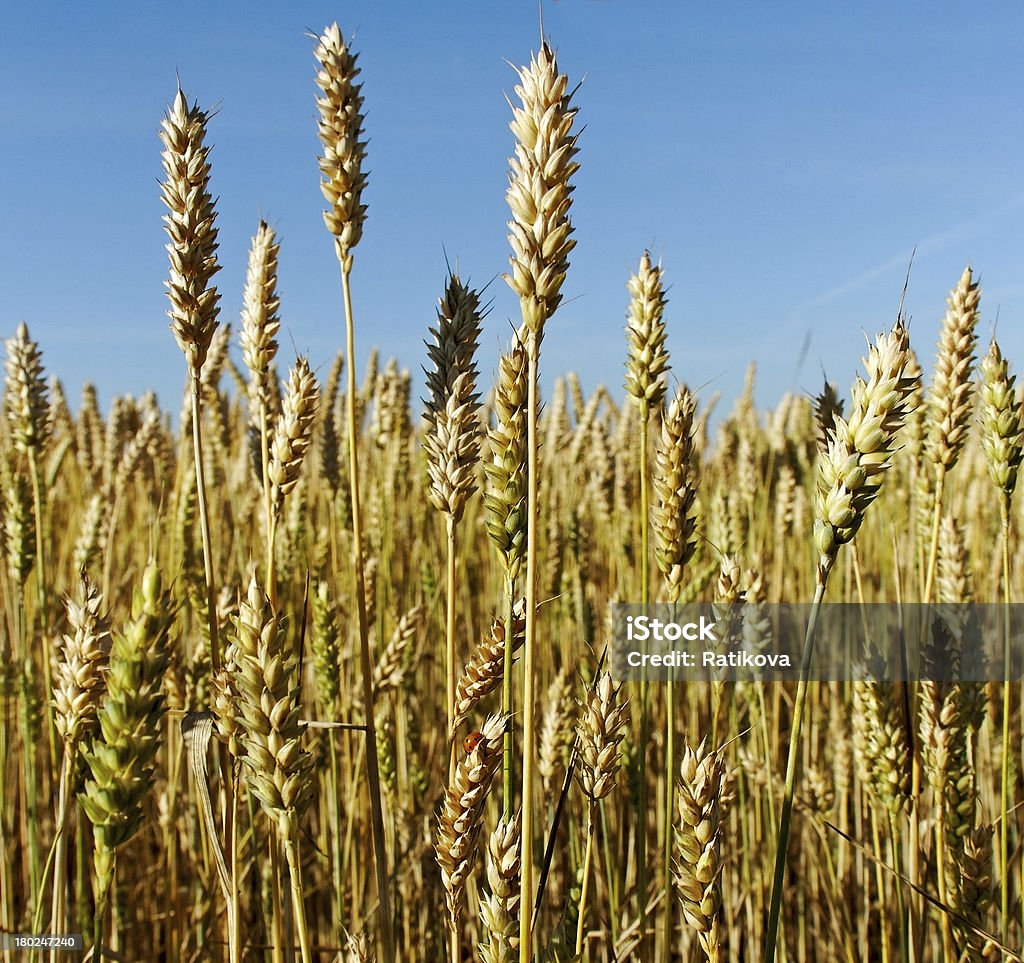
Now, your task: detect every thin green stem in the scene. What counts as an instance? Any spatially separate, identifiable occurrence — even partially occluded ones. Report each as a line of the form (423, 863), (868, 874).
(40, 753), (73, 962)
(190, 375), (220, 673)
(19, 654), (41, 925)
(637, 408), (649, 953)
(26, 452), (56, 775)
(1000, 497), (1012, 939)
(446, 515), (457, 782)
(339, 253), (393, 963)
(269, 834), (284, 963)
(921, 466), (946, 605)
(662, 681), (675, 963)
(575, 803), (596, 960)
(267, 513), (279, 611)
(661, 598), (678, 963)
(763, 577), (827, 963)
(327, 733), (345, 938)
(228, 769), (240, 963)
(518, 343), (540, 963)
(502, 575), (517, 818)
(887, 810), (907, 963)
(284, 832), (312, 963)
(869, 810), (889, 963)
(91, 869), (112, 963)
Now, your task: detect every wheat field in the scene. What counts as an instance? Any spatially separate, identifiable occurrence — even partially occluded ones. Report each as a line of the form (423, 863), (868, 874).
(1, 20), (1022, 963)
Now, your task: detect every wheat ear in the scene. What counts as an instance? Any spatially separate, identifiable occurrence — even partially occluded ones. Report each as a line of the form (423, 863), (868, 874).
(765, 319), (916, 963)
(435, 713), (506, 937)
(266, 356), (319, 603)
(232, 574), (315, 962)
(480, 815), (522, 963)
(423, 274), (484, 793)
(314, 25), (392, 960)
(240, 220), (282, 554)
(922, 266), (980, 602)
(48, 574), (111, 944)
(160, 84), (222, 694)
(484, 337), (530, 814)
(623, 250), (671, 951)
(504, 42), (579, 961)
(675, 738), (726, 963)
(4, 320), (54, 748)
(79, 560), (174, 962)
(575, 672), (629, 958)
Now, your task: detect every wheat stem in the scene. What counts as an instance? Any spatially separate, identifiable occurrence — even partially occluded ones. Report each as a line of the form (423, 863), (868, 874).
(284, 834), (312, 963)
(763, 579), (826, 963)
(519, 344), (540, 963)
(999, 496), (1012, 937)
(340, 258), (393, 962)
(575, 803), (597, 959)
(446, 515), (457, 777)
(502, 575), (517, 817)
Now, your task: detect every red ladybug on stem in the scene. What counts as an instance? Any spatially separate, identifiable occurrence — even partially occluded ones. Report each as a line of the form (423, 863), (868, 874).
(463, 730), (486, 754)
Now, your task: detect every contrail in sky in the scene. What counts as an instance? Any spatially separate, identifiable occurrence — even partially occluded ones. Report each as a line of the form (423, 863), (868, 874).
(785, 191), (1024, 322)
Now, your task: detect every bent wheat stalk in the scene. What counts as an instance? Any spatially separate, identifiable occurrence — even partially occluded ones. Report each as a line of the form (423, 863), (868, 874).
(763, 320), (915, 963)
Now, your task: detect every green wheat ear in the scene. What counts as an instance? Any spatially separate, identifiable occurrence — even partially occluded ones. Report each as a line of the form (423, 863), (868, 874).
(79, 559), (175, 895)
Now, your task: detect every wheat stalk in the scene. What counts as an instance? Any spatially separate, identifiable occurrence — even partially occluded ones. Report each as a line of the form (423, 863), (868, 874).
(765, 318), (916, 963)
(504, 42), (579, 960)
(977, 335), (1024, 935)
(314, 24), (392, 960)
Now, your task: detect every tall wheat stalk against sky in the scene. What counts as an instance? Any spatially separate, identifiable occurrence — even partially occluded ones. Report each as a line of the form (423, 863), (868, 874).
(314, 23), (393, 963)
(503, 39), (579, 962)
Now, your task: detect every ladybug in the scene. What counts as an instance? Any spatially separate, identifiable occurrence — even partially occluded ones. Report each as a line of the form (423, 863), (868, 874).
(463, 730), (486, 754)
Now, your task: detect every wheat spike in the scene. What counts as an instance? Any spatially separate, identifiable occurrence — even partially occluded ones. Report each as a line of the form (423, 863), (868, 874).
(624, 251), (670, 409)
(978, 338), (1024, 499)
(479, 815), (521, 963)
(484, 338), (529, 581)
(373, 604), (425, 697)
(814, 319), (916, 581)
(314, 23), (368, 264)
(53, 573), (111, 751)
(423, 274), (485, 522)
(452, 606), (526, 733)
(159, 89), (221, 377)
(4, 321), (50, 454)
(269, 357), (320, 518)
(232, 574), (315, 838)
(435, 712), (506, 928)
(504, 43), (580, 338)
(926, 266), (980, 471)
(79, 560), (175, 895)
(652, 384), (700, 601)
(674, 738), (726, 963)
(576, 672), (629, 802)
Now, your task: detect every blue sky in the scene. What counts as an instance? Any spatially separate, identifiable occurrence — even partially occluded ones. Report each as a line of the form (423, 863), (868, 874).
(3, 2), (1023, 422)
